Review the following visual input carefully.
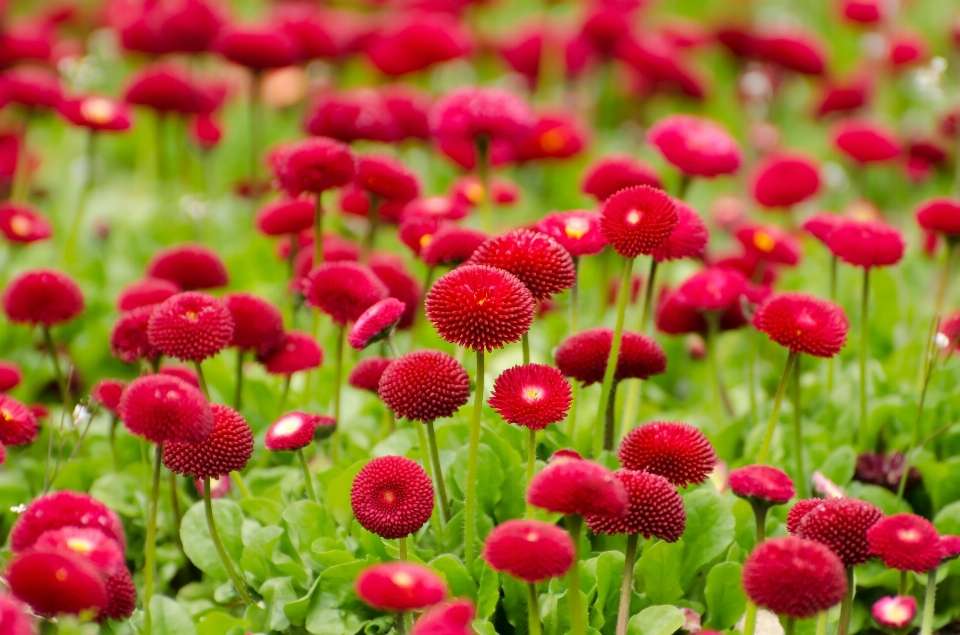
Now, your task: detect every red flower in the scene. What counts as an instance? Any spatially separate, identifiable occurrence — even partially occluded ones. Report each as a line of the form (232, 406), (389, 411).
(753, 292), (849, 358)
(468, 229), (576, 300)
(527, 455), (628, 517)
(412, 599), (476, 635)
(482, 519), (575, 582)
(650, 201), (708, 263)
(215, 22), (299, 69)
(191, 113), (221, 149)
(794, 498), (883, 567)
(0, 67), (61, 110)
(872, 596), (916, 629)
(356, 154), (420, 201)
(2, 269), (84, 326)
(787, 498), (826, 534)
(10, 491), (126, 553)
(426, 264), (536, 352)
(0, 202), (52, 243)
(348, 356), (392, 393)
(350, 455), (435, 539)
(57, 95), (132, 132)
(32, 526), (125, 577)
(304, 261), (388, 325)
(147, 292), (233, 362)
(742, 536), (848, 618)
(272, 4), (336, 61)
(355, 562), (448, 611)
(581, 154), (663, 202)
(348, 298), (406, 351)
(378, 350), (470, 422)
(757, 30), (827, 75)
(488, 364), (572, 430)
(258, 331), (323, 376)
(255, 197), (315, 236)
(916, 197), (960, 237)
(815, 76), (871, 119)
(535, 210), (606, 258)
(826, 219), (905, 268)
(673, 267), (748, 315)
(304, 89), (397, 143)
(271, 137), (355, 196)
(0, 594), (33, 635)
(421, 225), (488, 267)
(146, 243), (229, 290)
(889, 32), (927, 68)
(101, 568), (136, 622)
(842, 0), (884, 23)
(940, 535), (960, 562)
(366, 12), (471, 77)
(729, 465), (795, 505)
(91, 379), (125, 415)
(751, 152), (820, 208)
(223, 293), (284, 355)
(124, 63), (203, 114)
(802, 212), (843, 246)
(833, 119), (901, 164)
(110, 307), (159, 364)
(370, 254), (422, 330)
(0, 360), (22, 392)
(600, 185), (679, 259)
(585, 469), (686, 541)
(163, 404), (253, 479)
(116, 277), (180, 311)
(736, 224), (802, 266)
(554, 328), (667, 385)
(867, 514), (943, 572)
(512, 111), (588, 162)
(265, 411), (322, 451)
(430, 86), (534, 147)
(159, 364), (200, 387)
(7, 550), (107, 616)
(118, 374), (213, 445)
(647, 114), (742, 177)
(618, 422), (716, 487)
(0, 395), (37, 446)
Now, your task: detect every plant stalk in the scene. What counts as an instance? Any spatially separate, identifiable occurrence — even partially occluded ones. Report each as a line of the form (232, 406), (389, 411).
(233, 350), (244, 411)
(203, 477), (254, 606)
(837, 568), (854, 635)
(528, 583), (542, 635)
(313, 196), (325, 268)
(615, 533), (639, 635)
(193, 361), (210, 400)
(143, 445), (163, 635)
(919, 568), (937, 635)
(416, 422), (445, 544)
(792, 356), (807, 498)
(858, 268), (870, 448)
(706, 312), (723, 430)
(329, 324), (345, 463)
(593, 257), (634, 458)
(297, 448), (317, 503)
(565, 514), (586, 635)
(757, 352), (798, 464)
(464, 350), (485, 570)
(425, 420), (450, 524)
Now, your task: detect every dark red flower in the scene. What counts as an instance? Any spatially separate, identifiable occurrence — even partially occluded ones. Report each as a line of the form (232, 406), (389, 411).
(916, 197), (960, 237)
(271, 137), (355, 196)
(0, 394), (38, 446)
(100, 568), (136, 622)
(116, 277), (180, 311)
(223, 292), (284, 355)
(57, 95), (132, 132)
(304, 261), (388, 325)
(512, 111), (588, 162)
(736, 224), (802, 266)
(378, 350), (470, 422)
(215, 22), (299, 69)
(753, 292), (849, 358)
(0, 593), (33, 635)
(483, 519), (575, 582)
(742, 536), (847, 618)
(488, 364), (572, 430)
(0, 202), (51, 243)
(833, 119), (901, 164)
(535, 210), (606, 258)
(32, 526), (125, 577)
(110, 306), (160, 364)
(91, 379), (125, 415)
(647, 114), (742, 177)
(7, 550), (107, 616)
(255, 197), (315, 236)
(600, 185), (679, 259)
(729, 465), (795, 505)
(618, 421), (717, 487)
(468, 229), (576, 301)
(0, 361), (22, 392)
(124, 63), (203, 114)
(802, 213), (843, 246)
(842, 0), (884, 23)
(351, 455), (434, 539)
(826, 219), (905, 269)
(674, 267), (748, 315)
(366, 12), (471, 76)
(191, 113), (222, 149)
(793, 498), (883, 567)
(581, 154), (663, 202)
(430, 86), (534, 146)
(349, 298), (406, 351)
(161, 364), (199, 388)
(586, 469), (686, 540)
(786, 498), (824, 534)
(815, 75), (871, 119)
(272, 4), (336, 61)
(355, 154), (420, 202)
(370, 254), (422, 330)
(265, 411), (320, 451)
(527, 455), (628, 517)
(751, 152), (820, 209)
(163, 404), (253, 479)
(651, 201), (708, 263)
(425, 264), (535, 353)
(10, 491), (125, 554)
(412, 599), (476, 635)
(258, 331), (323, 376)
(145, 243), (229, 290)
(421, 225), (487, 267)
(118, 374), (213, 445)
(889, 32), (927, 68)
(0, 67), (61, 110)
(147, 292), (233, 362)
(554, 328), (667, 385)
(867, 514), (943, 572)
(2, 269), (84, 326)
(355, 562), (448, 611)
(757, 30), (827, 75)
(348, 356), (392, 393)
(304, 89), (397, 143)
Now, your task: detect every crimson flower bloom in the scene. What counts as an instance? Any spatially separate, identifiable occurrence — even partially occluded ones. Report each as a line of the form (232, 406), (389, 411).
(0, 67), (61, 110)
(751, 152), (821, 209)
(271, 137), (355, 196)
(215, 22), (299, 69)
(735, 224), (802, 266)
(802, 212), (844, 246)
(32, 526), (125, 577)
(304, 89), (397, 143)
(370, 254), (422, 331)
(872, 596), (916, 629)
(527, 455), (628, 517)
(483, 519), (575, 582)
(601, 186), (679, 259)
(147, 292), (234, 362)
(535, 210), (606, 257)
(468, 229), (576, 300)
(163, 404), (254, 479)
(124, 63), (203, 114)
(753, 292), (849, 358)
(10, 491), (126, 553)
(581, 154), (663, 202)
(0, 361), (22, 392)
(420, 225), (488, 267)
(0, 394), (38, 446)
(355, 562), (448, 611)
(555, 328), (667, 385)
(116, 277), (180, 311)
(833, 119), (901, 163)
(366, 12), (471, 77)
(7, 550), (107, 616)
(757, 30), (827, 75)
(488, 364), (572, 430)
(146, 243), (229, 290)
(412, 599), (476, 635)
(356, 154), (420, 202)
(793, 498), (883, 567)
(350, 455), (434, 539)
(223, 293), (284, 356)
(91, 379), (125, 415)
(265, 412), (321, 451)
(348, 356), (393, 393)
(729, 465), (795, 506)
(348, 298), (406, 351)
(304, 262), (387, 325)
(430, 86), (534, 147)
(118, 374), (213, 445)
(2, 269), (84, 326)
(867, 514), (943, 572)
(378, 350), (470, 422)
(57, 95), (132, 132)
(916, 198), (960, 238)
(585, 469), (686, 541)
(258, 331), (323, 376)
(101, 568), (137, 622)
(650, 201), (708, 263)
(647, 114), (742, 177)
(512, 111), (588, 162)
(255, 198), (315, 236)
(826, 219), (905, 268)
(110, 307), (159, 364)
(618, 421), (717, 487)
(0, 202), (52, 244)
(0, 594), (33, 635)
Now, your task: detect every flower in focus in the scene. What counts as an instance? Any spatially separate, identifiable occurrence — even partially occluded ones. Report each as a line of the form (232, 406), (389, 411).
(146, 243), (229, 290)
(555, 328), (667, 385)
(600, 185), (679, 259)
(110, 306), (159, 364)
(585, 469), (686, 541)
(378, 350), (470, 422)
(468, 229), (576, 300)
(729, 465), (795, 507)
(271, 137), (355, 196)
(650, 200), (709, 263)
(118, 374), (213, 445)
(265, 412), (322, 451)
(223, 292), (285, 356)
(535, 210), (606, 257)
(618, 421), (717, 487)
(867, 514), (943, 572)
(348, 298), (406, 351)
(527, 454), (628, 517)
(793, 498), (883, 567)
(258, 331), (323, 376)
(162, 404), (254, 479)
(482, 519), (575, 582)
(350, 455), (435, 539)
(753, 292), (849, 358)
(304, 261), (387, 325)
(147, 292), (234, 362)
(488, 364), (572, 430)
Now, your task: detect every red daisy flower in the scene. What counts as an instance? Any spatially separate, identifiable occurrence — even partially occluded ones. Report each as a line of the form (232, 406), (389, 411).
(742, 536), (848, 619)
(430, 86), (534, 145)
(0, 394), (38, 446)
(600, 185), (679, 259)
(116, 277), (180, 312)
(32, 526), (125, 577)
(366, 12), (471, 77)
(425, 264), (536, 353)
(355, 562), (448, 612)
(535, 210), (606, 258)
(0, 202), (52, 244)
(57, 95), (132, 132)
(223, 292), (284, 355)
(271, 137), (355, 196)
(618, 421), (717, 487)
(729, 465), (795, 505)
(370, 254), (422, 331)
(802, 212), (843, 246)
(872, 596), (916, 629)
(118, 374), (213, 445)
(794, 498), (883, 567)
(753, 292), (849, 358)
(526, 455), (628, 517)
(255, 197), (315, 236)
(420, 225), (487, 268)
(110, 306), (159, 364)
(124, 63), (201, 114)
(674, 267), (747, 313)
(350, 455), (435, 539)
(735, 224), (802, 266)
(162, 404), (254, 479)
(554, 328), (667, 386)
(304, 261), (388, 326)
(468, 229), (576, 301)
(91, 379), (125, 415)
(356, 154), (420, 202)
(100, 568), (136, 622)
(10, 491), (126, 553)
(826, 219), (905, 269)
(348, 356), (393, 393)
(751, 152), (821, 209)
(787, 498), (826, 534)
(482, 519), (575, 582)
(488, 364), (572, 430)
(147, 292), (234, 362)
(581, 154), (663, 202)
(7, 550), (107, 617)
(215, 22), (299, 70)
(159, 364), (200, 387)
(915, 197), (960, 237)
(2, 269), (84, 326)
(0, 594), (33, 635)
(145, 243), (229, 290)
(650, 201), (708, 263)
(265, 411), (322, 451)
(757, 30), (827, 75)
(647, 114), (742, 177)
(378, 350), (470, 422)
(0, 361), (22, 392)
(833, 119), (901, 164)
(0, 67), (61, 110)
(348, 298), (406, 351)
(258, 331), (323, 376)
(585, 469), (686, 541)
(842, 0), (884, 23)
(867, 514), (943, 572)
(412, 599), (476, 635)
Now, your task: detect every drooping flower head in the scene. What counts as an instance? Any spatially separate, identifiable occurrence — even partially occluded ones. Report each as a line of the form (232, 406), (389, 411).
(742, 536), (848, 619)
(163, 404), (254, 479)
(356, 563), (448, 612)
(7, 550), (107, 617)
(223, 292), (285, 355)
(751, 151), (821, 209)
(753, 292), (849, 358)
(116, 277), (180, 311)
(826, 219), (905, 269)
(2, 269), (84, 326)
(488, 364), (572, 430)
(258, 331), (323, 376)
(304, 261), (388, 325)
(0, 394), (38, 446)
(527, 454), (628, 517)
(554, 328), (667, 385)
(0, 202), (52, 244)
(647, 114), (742, 177)
(412, 599), (476, 635)
(585, 469), (686, 541)
(483, 519), (575, 582)
(833, 119), (901, 164)
(730, 465), (795, 507)
(650, 201), (709, 263)
(348, 356), (392, 393)
(348, 298), (406, 351)
(147, 292), (234, 362)
(872, 596), (917, 629)
(378, 350), (470, 422)
(146, 243), (229, 290)
(468, 229), (575, 300)
(618, 422), (717, 487)
(916, 198), (960, 238)
(581, 154), (663, 202)
(420, 225), (488, 267)
(600, 186), (679, 259)
(10, 491), (126, 553)
(351, 455), (435, 539)
(265, 412), (322, 451)
(535, 210), (606, 257)
(271, 137), (355, 196)
(118, 374), (213, 445)
(426, 264), (536, 352)
(867, 514), (943, 572)
(793, 498), (883, 567)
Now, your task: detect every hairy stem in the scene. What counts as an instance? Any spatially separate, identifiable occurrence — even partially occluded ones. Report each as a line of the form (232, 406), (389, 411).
(143, 445), (163, 635)
(919, 568), (937, 635)
(193, 361), (210, 401)
(233, 350), (244, 411)
(528, 583), (542, 635)
(792, 356), (807, 498)
(858, 268), (870, 448)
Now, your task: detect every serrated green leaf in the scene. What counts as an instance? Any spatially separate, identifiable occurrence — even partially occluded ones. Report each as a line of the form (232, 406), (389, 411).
(431, 554), (477, 599)
(477, 562), (500, 620)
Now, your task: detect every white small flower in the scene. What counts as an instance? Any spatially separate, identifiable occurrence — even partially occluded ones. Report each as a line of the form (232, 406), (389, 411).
(73, 404), (92, 429)
(936, 332), (951, 349)
(10, 504), (26, 514)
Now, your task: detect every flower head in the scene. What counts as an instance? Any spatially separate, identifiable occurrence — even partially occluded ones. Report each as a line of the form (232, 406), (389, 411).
(215, 22), (299, 69)
(742, 536), (848, 619)
(10, 491), (126, 553)
(758, 30), (827, 75)
(378, 350), (470, 422)
(468, 229), (576, 300)
(430, 86), (534, 144)
(258, 331), (323, 376)
(535, 210), (606, 257)
(872, 596), (916, 629)
(802, 213), (843, 245)
(0, 361), (22, 392)
(753, 292), (849, 358)
(867, 514), (943, 572)
(0, 202), (52, 243)
(0, 594), (34, 635)
(833, 119), (901, 164)
(57, 95), (132, 132)
(370, 254), (422, 330)
(826, 219), (905, 269)
(420, 225), (488, 267)
(412, 599), (476, 635)
(585, 469), (686, 540)
(735, 224), (802, 266)
(351, 455), (434, 539)
(348, 356), (392, 393)
(650, 201), (709, 263)
(7, 550), (107, 617)
(600, 186), (679, 259)
(482, 519), (575, 582)
(916, 198), (960, 237)
(118, 374), (213, 445)
(674, 268), (747, 313)
(271, 137), (355, 196)
(794, 498), (883, 567)
(147, 292), (234, 362)
(365, 12), (471, 77)
(124, 63), (202, 114)
(32, 526), (125, 577)
(488, 364), (572, 430)
(2, 269), (84, 326)
(223, 292), (284, 355)
(355, 562), (448, 612)
(110, 306), (160, 364)
(101, 568), (136, 622)
(426, 264), (535, 353)
(163, 404), (253, 479)
(751, 152), (821, 208)
(647, 114), (742, 177)
(618, 422), (717, 487)
(304, 261), (388, 325)
(348, 298), (406, 351)
(555, 328), (667, 385)
(0, 395), (38, 446)
(146, 243), (229, 290)
(265, 411), (322, 451)
(730, 465), (795, 507)
(255, 197), (315, 236)
(581, 154), (663, 202)
(356, 154), (420, 201)
(116, 277), (180, 311)
(91, 379), (125, 415)
(527, 455), (628, 517)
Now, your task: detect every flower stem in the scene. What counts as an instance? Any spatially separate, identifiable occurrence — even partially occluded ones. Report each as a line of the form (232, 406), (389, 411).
(528, 583), (542, 635)
(618, 259), (658, 441)
(313, 196), (325, 268)
(416, 422), (445, 545)
(233, 350), (244, 411)
(63, 129), (96, 264)
(815, 612), (827, 635)
(899, 570), (908, 595)
(193, 361), (210, 401)
(593, 257), (634, 458)
(615, 533), (639, 635)
(827, 255), (837, 422)
(329, 324), (345, 463)
(425, 420), (450, 524)
(754, 505), (768, 545)
(897, 317), (939, 502)
(526, 427), (537, 518)
(297, 448), (318, 503)
(203, 477), (254, 606)
(11, 111), (31, 201)
(920, 568), (937, 635)
(278, 375), (291, 415)
(248, 71), (261, 183)
(602, 381), (618, 453)
(784, 618), (795, 635)
(522, 333), (530, 365)
(568, 260), (581, 440)
(757, 352), (798, 464)
(42, 326), (67, 402)
(748, 330), (758, 426)
(399, 536), (407, 561)
(743, 604), (758, 635)
(231, 472), (252, 499)
(706, 312), (723, 430)
(792, 356), (807, 498)
(858, 268), (870, 448)
(464, 349), (485, 571)
(475, 137), (492, 233)
(109, 415), (119, 471)
(143, 444), (163, 635)
(837, 568), (854, 635)
(168, 471), (182, 555)
(565, 514), (586, 635)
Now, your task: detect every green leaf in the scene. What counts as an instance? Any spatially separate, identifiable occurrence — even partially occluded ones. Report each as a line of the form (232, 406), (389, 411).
(430, 554), (477, 600)
(283, 500), (336, 571)
(680, 490), (735, 586)
(327, 460), (369, 526)
(181, 499), (244, 580)
(476, 562), (500, 621)
(196, 611), (247, 635)
(472, 620), (498, 635)
(935, 500), (960, 535)
(452, 443), (504, 515)
(704, 562), (746, 630)
(239, 497), (286, 526)
(241, 525), (284, 585)
(150, 595), (197, 635)
(590, 550), (625, 631)
(817, 446), (857, 486)
(638, 540), (684, 605)
(261, 576), (299, 632)
(626, 605), (684, 635)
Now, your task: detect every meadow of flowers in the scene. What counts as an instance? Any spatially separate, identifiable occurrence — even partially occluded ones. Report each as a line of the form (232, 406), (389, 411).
(4, 0), (960, 634)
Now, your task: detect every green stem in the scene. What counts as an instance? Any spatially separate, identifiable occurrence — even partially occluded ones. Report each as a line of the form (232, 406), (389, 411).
(475, 136), (492, 232)
(827, 255), (837, 421)
(639, 258), (657, 332)
(387, 335), (402, 359)
(919, 568), (937, 635)
(313, 196), (324, 268)
(815, 612), (827, 635)
(755, 505), (768, 545)
(526, 427), (537, 517)
(618, 259), (658, 441)
(837, 568), (854, 635)
(858, 268), (870, 448)
(743, 604), (758, 635)
(168, 471), (182, 555)
(193, 361), (210, 401)
(602, 382), (618, 453)
(784, 618), (796, 635)
(792, 355), (807, 498)
(565, 514), (586, 635)
(593, 257), (634, 458)
(362, 196), (380, 262)
(615, 533), (639, 635)
(42, 327), (67, 401)
(394, 613), (407, 635)
(329, 325), (344, 463)
(64, 129), (96, 264)
(11, 110), (31, 201)
(416, 422), (445, 544)
(528, 583), (542, 635)
(522, 333), (530, 365)
(230, 472), (252, 499)
(399, 536), (407, 561)
(143, 445), (163, 635)
(898, 317), (939, 502)
(899, 570), (908, 596)
(203, 477), (254, 606)
(233, 350), (244, 411)
(297, 448), (318, 502)
(464, 350), (485, 570)
(757, 352), (798, 464)
(706, 313), (722, 430)
(287, 232), (299, 326)
(249, 71), (261, 183)
(278, 376), (291, 415)
(425, 421), (449, 524)
(571, 258), (580, 333)
(748, 330), (758, 426)
(109, 415), (119, 471)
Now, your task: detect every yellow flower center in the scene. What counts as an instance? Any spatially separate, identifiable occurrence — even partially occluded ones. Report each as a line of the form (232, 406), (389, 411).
(524, 531), (539, 542)
(67, 537), (94, 553)
(539, 128), (566, 153)
(185, 311), (198, 321)
(564, 217), (590, 240)
(753, 231), (775, 253)
(9, 214), (31, 236)
(897, 528), (921, 542)
(273, 415), (302, 436)
(465, 182), (485, 204)
(523, 386), (544, 402)
(80, 97), (116, 125)
(420, 234), (433, 249)
(626, 210), (642, 225)
(391, 572), (414, 588)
